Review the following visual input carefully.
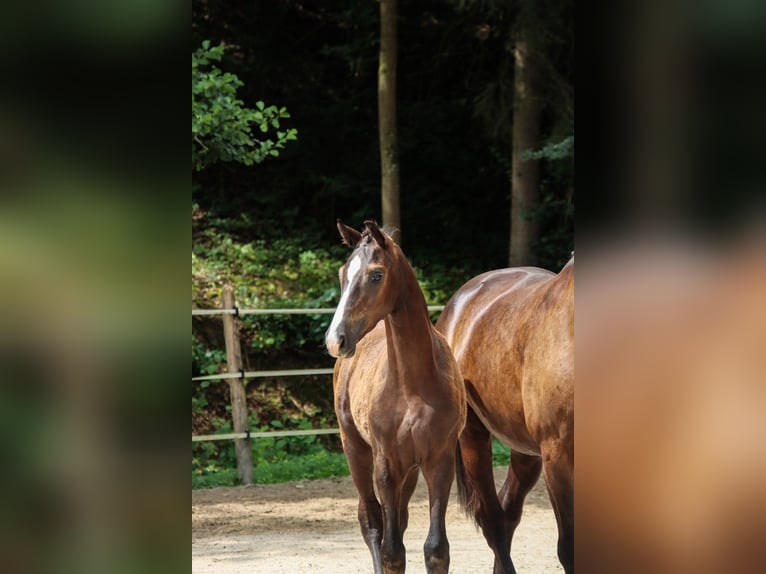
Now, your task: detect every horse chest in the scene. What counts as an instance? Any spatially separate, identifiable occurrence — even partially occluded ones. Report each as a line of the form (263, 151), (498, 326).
(348, 385), (412, 443)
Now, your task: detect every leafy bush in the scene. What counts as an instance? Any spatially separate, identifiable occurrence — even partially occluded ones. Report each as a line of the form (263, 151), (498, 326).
(192, 335), (227, 415)
(192, 40), (297, 171)
(192, 225), (342, 355)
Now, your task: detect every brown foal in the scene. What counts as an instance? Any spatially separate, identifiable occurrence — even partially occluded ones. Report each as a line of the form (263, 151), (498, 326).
(325, 220), (466, 574)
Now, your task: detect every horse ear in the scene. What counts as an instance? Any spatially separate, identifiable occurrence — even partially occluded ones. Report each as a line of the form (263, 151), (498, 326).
(337, 219), (362, 248)
(364, 220), (388, 248)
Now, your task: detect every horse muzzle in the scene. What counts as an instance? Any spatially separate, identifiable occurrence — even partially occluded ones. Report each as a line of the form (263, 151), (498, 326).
(325, 329), (357, 358)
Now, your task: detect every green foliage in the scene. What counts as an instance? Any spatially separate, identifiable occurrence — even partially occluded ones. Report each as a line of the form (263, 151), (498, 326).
(252, 450), (349, 484)
(524, 135), (574, 271)
(492, 437), (511, 467)
(192, 224), (341, 353)
(521, 135), (574, 162)
(527, 187), (574, 271)
(192, 467), (240, 489)
(192, 40), (297, 171)
(191, 0), (572, 269)
(192, 412), (350, 488)
(192, 335), (227, 414)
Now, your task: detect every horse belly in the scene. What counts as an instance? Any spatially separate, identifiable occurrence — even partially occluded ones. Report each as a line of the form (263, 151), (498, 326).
(463, 324), (569, 455)
(468, 386), (541, 456)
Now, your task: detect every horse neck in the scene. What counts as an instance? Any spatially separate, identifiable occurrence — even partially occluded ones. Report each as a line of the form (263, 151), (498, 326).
(382, 256), (438, 381)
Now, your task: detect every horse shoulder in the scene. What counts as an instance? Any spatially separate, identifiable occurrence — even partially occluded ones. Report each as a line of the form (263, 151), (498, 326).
(335, 324), (389, 445)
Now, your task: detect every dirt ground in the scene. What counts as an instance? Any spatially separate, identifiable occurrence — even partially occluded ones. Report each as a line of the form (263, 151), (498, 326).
(192, 467), (563, 574)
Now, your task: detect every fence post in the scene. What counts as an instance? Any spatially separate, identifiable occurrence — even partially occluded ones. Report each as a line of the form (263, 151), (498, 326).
(222, 285), (253, 485)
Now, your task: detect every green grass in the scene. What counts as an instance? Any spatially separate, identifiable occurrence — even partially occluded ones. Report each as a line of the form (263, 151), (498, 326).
(192, 449), (350, 489)
(252, 450), (350, 484)
(192, 467), (240, 489)
(193, 437), (513, 490)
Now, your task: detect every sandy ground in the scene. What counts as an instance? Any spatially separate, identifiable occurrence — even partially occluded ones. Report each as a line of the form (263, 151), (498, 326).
(192, 467), (563, 574)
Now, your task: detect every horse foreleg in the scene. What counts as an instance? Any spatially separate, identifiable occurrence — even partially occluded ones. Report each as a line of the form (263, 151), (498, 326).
(398, 466), (419, 534)
(343, 432), (385, 574)
(541, 440), (574, 574)
(457, 407), (516, 574)
(374, 455), (407, 574)
(421, 451), (457, 574)
(497, 451), (543, 560)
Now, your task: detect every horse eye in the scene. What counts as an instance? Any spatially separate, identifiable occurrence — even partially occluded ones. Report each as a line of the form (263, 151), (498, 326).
(370, 271), (383, 283)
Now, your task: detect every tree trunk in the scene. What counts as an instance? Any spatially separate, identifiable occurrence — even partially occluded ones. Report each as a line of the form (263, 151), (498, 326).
(378, 0), (401, 244)
(509, 38), (541, 267)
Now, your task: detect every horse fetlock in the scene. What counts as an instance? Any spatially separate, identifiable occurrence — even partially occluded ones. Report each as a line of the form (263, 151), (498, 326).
(423, 535), (449, 573)
(424, 554), (450, 574)
(381, 537), (405, 573)
(493, 558), (518, 574)
(382, 555), (406, 574)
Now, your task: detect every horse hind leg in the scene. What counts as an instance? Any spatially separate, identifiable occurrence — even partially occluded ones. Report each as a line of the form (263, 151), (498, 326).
(497, 450), (543, 570)
(540, 440), (574, 574)
(455, 407), (516, 574)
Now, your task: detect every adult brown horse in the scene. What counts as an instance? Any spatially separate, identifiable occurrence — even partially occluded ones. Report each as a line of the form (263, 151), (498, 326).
(325, 220), (466, 574)
(435, 257), (574, 574)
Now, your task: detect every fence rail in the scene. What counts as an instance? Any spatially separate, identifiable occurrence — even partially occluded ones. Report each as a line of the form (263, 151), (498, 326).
(192, 368), (335, 383)
(192, 305), (445, 317)
(192, 289), (446, 482)
(192, 428), (341, 443)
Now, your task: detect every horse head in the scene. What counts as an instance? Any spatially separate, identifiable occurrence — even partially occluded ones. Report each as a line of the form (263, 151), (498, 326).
(325, 219), (399, 358)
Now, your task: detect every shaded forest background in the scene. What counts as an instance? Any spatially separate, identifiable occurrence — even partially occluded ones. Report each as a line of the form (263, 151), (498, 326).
(192, 0), (573, 484)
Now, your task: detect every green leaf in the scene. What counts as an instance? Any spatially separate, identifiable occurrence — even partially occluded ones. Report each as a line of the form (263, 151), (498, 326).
(192, 40), (297, 171)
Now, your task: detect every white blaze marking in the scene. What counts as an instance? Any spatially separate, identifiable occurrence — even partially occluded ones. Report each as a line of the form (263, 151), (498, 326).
(328, 254), (362, 339)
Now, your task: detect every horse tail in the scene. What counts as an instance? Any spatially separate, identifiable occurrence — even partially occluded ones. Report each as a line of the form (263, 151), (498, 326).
(455, 440), (481, 526)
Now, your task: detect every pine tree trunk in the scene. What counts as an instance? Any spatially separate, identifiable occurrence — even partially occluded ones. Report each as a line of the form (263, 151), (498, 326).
(509, 38), (541, 266)
(379, 0), (401, 244)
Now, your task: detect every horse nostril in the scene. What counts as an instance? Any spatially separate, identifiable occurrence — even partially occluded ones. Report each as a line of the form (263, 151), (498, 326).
(338, 334), (346, 350)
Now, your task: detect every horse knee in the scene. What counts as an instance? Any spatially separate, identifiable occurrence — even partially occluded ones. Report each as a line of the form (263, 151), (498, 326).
(358, 500), (383, 533)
